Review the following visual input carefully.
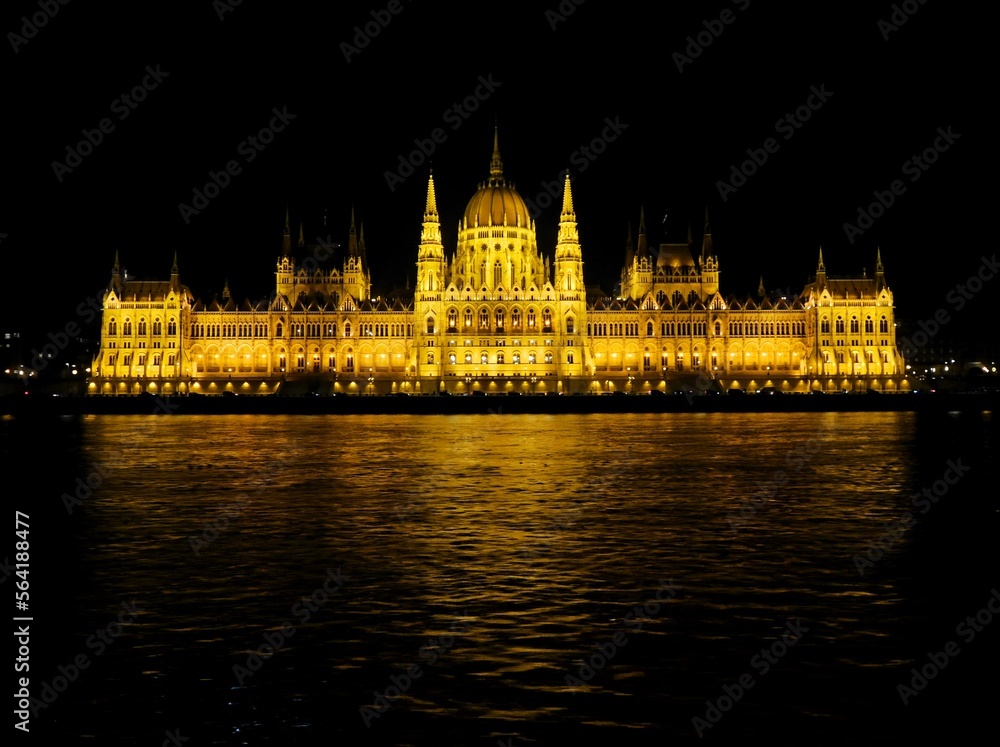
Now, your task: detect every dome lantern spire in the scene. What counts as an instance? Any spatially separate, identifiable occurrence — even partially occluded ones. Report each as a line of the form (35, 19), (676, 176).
(489, 124), (505, 186)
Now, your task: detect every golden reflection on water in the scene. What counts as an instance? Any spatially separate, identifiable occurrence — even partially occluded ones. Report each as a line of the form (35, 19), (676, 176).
(34, 409), (998, 741)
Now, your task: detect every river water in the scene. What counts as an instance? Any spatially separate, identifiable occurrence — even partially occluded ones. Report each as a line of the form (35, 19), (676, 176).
(7, 410), (998, 745)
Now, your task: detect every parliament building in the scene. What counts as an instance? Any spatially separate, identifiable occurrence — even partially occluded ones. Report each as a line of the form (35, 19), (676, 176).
(88, 133), (908, 396)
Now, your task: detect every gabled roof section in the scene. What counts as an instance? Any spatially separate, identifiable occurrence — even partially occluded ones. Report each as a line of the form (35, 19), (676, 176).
(121, 280), (173, 300)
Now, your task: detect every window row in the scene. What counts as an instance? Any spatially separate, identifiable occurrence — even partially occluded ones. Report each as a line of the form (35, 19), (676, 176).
(107, 318), (177, 336)
(820, 316), (890, 334)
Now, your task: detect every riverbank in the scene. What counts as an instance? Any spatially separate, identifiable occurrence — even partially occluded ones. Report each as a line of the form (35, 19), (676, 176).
(3, 390), (996, 416)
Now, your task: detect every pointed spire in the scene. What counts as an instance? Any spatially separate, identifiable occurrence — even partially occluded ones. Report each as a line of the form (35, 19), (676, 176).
(758, 276), (766, 297)
(701, 206), (713, 259)
(222, 279), (231, 300)
(876, 246), (884, 273)
(561, 171), (575, 217)
(817, 246), (826, 274)
(490, 125), (503, 175)
(298, 220), (305, 248)
(348, 206), (358, 257)
(488, 125), (505, 186)
(171, 250), (178, 275)
(424, 171), (438, 219)
(637, 206), (648, 258)
(112, 250), (121, 275)
(280, 206), (292, 256)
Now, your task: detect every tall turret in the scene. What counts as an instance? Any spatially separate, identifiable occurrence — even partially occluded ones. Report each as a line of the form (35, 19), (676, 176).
(416, 171), (445, 296)
(554, 172), (584, 294)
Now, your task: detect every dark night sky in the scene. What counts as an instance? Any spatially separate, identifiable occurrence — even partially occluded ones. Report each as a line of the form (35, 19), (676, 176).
(2, 1), (994, 350)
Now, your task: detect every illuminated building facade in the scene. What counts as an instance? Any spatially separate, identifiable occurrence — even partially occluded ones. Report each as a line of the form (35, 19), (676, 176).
(88, 134), (907, 396)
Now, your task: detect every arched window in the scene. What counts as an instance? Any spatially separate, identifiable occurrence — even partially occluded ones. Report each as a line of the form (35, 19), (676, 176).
(528, 352), (537, 364)
(464, 308), (473, 327)
(567, 352), (574, 364)
(465, 352), (473, 364)
(344, 322), (351, 337)
(566, 317), (575, 334)
(137, 319), (147, 336)
(426, 317), (435, 334)
(647, 321), (654, 336)
(449, 352), (457, 364)
(544, 352), (553, 364)
(880, 316), (889, 334)
(479, 309), (489, 328)
(495, 309), (505, 329)
(821, 318), (830, 334)
(850, 317), (859, 334)
(276, 322), (283, 337)
(714, 321), (722, 336)
(494, 260), (502, 288)
(835, 317), (845, 334)
(123, 318), (132, 336)
(512, 352), (521, 365)
(427, 351), (434, 364)
(152, 319), (162, 336)
(497, 352), (505, 364)
(864, 317), (874, 334)
(448, 308), (458, 330)
(481, 352), (488, 364)
(527, 310), (536, 328)
(108, 319), (117, 335)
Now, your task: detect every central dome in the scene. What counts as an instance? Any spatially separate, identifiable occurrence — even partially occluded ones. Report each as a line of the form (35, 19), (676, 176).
(463, 130), (532, 229)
